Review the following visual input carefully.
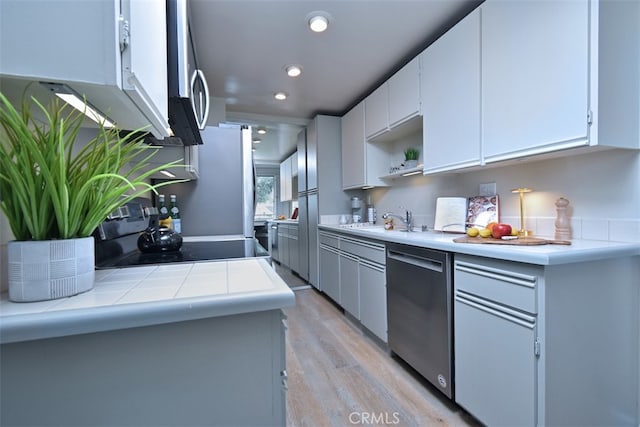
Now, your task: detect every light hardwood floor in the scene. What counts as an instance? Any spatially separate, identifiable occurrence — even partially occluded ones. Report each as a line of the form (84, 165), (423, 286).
(283, 285), (479, 427)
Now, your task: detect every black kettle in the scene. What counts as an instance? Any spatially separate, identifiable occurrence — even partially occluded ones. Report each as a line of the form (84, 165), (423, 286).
(137, 214), (183, 253)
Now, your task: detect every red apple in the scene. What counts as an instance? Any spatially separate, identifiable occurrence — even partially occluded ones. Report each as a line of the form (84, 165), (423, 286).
(491, 223), (512, 239)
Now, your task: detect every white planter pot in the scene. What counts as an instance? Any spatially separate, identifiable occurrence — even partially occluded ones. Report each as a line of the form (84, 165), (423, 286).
(8, 237), (95, 302)
(404, 159), (418, 169)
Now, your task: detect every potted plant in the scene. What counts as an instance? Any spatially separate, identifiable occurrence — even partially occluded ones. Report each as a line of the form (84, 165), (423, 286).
(0, 91), (182, 302)
(403, 147), (420, 169)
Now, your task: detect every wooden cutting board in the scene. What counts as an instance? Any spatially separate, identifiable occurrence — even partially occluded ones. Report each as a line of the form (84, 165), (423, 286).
(453, 236), (571, 246)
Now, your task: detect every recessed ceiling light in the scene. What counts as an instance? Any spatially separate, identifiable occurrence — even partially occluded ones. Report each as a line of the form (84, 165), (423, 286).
(285, 65), (302, 77)
(257, 127), (267, 135)
(253, 138), (261, 144)
(308, 14), (329, 32)
(274, 92), (288, 100)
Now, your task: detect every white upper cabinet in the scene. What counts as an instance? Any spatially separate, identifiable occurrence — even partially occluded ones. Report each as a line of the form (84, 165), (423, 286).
(388, 56), (421, 128)
(280, 153), (296, 202)
(481, 0), (589, 162)
(342, 102), (367, 189)
(290, 151), (298, 178)
(0, 0), (171, 138)
(364, 85), (389, 140)
(341, 102), (388, 189)
(422, 8), (481, 174)
(365, 57), (421, 142)
(481, 0), (639, 163)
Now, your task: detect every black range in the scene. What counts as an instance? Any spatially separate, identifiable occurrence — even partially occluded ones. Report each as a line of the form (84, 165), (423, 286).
(94, 197), (270, 269)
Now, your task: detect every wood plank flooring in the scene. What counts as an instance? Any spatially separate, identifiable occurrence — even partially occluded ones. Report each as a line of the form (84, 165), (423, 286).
(283, 286), (479, 427)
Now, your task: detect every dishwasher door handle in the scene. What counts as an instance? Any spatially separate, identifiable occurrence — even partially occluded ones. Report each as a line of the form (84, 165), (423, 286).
(387, 250), (443, 272)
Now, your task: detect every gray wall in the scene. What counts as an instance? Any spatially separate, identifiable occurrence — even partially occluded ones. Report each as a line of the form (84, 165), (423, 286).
(159, 126), (245, 237)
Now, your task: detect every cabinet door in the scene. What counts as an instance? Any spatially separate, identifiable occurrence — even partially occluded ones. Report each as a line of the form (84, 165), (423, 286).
(318, 245), (340, 302)
(422, 8), (481, 174)
(279, 159), (291, 201)
(290, 152), (298, 178)
(339, 253), (359, 319)
(296, 129), (307, 193)
(278, 227), (289, 267)
(341, 102), (366, 189)
(359, 260), (387, 342)
(454, 293), (537, 426)
(306, 118), (318, 190)
(388, 56), (421, 127)
(481, 0), (589, 162)
(123, 0), (169, 130)
(307, 193), (319, 288)
(0, 0), (170, 138)
(288, 229), (299, 274)
(365, 84), (389, 139)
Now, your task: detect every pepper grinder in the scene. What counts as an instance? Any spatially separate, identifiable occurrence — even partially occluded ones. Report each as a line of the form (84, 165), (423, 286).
(554, 197), (571, 240)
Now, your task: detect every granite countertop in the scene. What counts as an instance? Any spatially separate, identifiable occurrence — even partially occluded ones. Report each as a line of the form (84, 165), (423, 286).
(0, 258), (295, 345)
(318, 224), (640, 266)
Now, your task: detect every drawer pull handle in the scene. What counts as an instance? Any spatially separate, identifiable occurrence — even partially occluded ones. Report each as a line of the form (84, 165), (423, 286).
(456, 290), (536, 325)
(455, 263), (536, 288)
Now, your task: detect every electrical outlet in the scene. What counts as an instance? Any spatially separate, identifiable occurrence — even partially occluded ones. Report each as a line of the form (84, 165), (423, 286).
(479, 182), (497, 196)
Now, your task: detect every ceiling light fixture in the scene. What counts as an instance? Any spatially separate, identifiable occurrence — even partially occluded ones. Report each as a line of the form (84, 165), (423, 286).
(253, 138), (261, 144)
(257, 127), (267, 135)
(274, 92), (288, 101)
(308, 13), (329, 32)
(285, 65), (302, 77)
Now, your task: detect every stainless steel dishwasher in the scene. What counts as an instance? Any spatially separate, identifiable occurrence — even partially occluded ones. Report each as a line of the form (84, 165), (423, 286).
(386, 242), (454, 399)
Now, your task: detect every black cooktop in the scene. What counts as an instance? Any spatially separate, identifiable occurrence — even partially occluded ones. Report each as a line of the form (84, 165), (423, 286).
(96, 239), (269, 269)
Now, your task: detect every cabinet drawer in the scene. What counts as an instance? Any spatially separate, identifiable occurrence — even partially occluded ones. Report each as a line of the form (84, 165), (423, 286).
(340, 237), (385, 265)
(454, 256), (539, 314)
(318, 232), (340, 249)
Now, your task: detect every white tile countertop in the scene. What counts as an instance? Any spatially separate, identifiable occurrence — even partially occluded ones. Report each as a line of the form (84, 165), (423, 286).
(0, 259), (295, 344)
(319, 224), (640, 266)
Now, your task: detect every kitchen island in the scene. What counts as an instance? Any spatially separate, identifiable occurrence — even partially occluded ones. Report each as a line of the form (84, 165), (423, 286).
(318, 224), (640, 426)
(0, 258), (295, 427)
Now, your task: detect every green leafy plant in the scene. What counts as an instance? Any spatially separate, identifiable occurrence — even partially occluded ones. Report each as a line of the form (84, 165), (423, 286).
(0, 91), (184, 241)
(404, 147), (420, 161)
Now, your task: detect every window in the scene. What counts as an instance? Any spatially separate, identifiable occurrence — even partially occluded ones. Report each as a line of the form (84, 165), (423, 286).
(255, 175), (276, 220)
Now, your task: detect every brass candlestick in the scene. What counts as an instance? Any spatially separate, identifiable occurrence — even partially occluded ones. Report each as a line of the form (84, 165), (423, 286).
(511, 187), (533, 237)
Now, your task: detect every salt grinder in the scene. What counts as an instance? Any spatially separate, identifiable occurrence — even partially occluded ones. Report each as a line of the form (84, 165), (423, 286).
(554, 197), (571, 240)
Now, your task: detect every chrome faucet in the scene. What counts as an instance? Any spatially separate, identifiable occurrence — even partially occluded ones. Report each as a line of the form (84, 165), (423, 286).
(382, 210), (413, 232)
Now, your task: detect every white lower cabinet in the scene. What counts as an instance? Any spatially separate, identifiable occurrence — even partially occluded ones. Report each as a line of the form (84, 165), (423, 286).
(319, 242), (340, 303)
(454, 253), (640, 426)
(277, 226), (289, 268)
(318, 230), (387, 342)
(454, 257), (538, 426)
(339, 252), (359, 318)
(288, 226), (299, 274)
(319, 231), (341, 301)
(276, 223), (299, 273)
(358, 259), (387, 342)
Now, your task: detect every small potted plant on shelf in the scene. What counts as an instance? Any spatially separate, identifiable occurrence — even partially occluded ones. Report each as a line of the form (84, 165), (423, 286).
(0, 91), (183, 302)
(403, 147), (420, 169)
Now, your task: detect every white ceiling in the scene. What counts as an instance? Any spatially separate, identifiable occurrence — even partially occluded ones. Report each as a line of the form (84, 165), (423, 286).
(189, 0), (482, 164)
